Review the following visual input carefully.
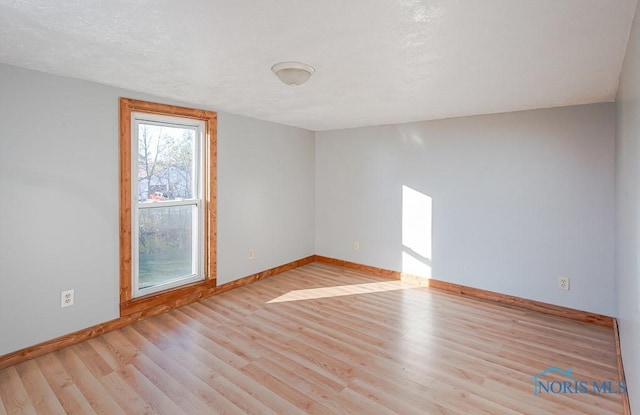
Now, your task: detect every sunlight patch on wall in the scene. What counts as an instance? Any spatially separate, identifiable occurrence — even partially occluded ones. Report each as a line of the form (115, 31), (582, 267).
(402, 185), (432, 278)
(402, 251), (431, 277)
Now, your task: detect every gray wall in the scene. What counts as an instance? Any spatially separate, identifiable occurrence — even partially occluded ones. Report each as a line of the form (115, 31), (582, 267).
(616, 0), (640, 411)
(0, 64), (315, 355)
(217, 113), (315, 283)
(316, 104), (616, 316)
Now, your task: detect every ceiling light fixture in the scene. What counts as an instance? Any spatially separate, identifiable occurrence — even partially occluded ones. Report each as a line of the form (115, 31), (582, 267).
(271, 61), (315, 86)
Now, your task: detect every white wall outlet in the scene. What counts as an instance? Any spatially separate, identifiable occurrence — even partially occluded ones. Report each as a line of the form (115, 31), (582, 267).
(353, 241), (360, 251)
(248, 249), (255, 260)
(558, 276), (570, 291)
(61, 289), (74, 308)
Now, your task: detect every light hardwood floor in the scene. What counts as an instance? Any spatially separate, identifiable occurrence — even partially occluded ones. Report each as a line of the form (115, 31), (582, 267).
(0, 263), (624, 414)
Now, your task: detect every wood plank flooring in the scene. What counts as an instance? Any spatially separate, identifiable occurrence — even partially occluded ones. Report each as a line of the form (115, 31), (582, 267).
(0, 262), (624, 414)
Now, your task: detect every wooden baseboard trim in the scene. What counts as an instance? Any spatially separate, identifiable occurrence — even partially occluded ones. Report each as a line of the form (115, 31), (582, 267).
(314, 255), (405, 279)
(314, 255), (613, 327)
(427, 279), (613, 327)
(216, 255), (316, 294)
(0, 255), (315, 371)
(614, 318), (632, 415)
(0, 254), (618, 372)
(0, 317), (131, 371)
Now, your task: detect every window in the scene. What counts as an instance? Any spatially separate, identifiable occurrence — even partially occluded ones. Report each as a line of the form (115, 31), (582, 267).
(133, 115), (204, 296)
(120, 99), (216, 313)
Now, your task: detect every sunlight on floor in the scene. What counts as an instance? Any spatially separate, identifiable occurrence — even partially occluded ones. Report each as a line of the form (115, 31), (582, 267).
(267, 281), (414, 303)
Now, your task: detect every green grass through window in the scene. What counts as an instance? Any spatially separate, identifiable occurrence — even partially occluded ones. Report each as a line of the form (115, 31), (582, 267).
(139, 251), (193, 289)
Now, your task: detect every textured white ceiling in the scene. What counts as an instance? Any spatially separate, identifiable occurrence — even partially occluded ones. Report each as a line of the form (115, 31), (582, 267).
(0, 0), (637, 131)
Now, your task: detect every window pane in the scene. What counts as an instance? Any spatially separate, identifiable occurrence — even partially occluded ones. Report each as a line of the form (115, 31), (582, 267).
(138, 205), (196, 289)
(137, 123), (195, 202)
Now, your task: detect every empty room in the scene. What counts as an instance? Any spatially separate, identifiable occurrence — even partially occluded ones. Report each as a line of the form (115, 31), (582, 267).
(0, 1), (639, 414)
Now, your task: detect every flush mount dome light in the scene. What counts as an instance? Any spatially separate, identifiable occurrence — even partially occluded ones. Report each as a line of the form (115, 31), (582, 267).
(271, 61), (315, 86)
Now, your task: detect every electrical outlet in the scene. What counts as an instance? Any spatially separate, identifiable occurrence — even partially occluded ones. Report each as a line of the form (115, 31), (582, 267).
(558, 276), (570, 291)
(61, 289), (74, 308)
(248, 249), (255, 260)
(353, 241), (360, 251)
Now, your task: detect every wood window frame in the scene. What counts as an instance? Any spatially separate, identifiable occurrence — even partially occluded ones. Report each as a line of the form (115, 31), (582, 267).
(119, 98), (217, 316)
